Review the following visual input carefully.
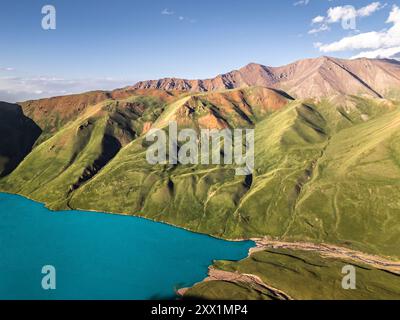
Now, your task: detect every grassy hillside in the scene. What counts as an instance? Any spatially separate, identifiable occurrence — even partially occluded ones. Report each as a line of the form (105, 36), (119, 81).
(20, 89), (178, 145)
(289, 106), (400, 257)
(0, 95), (168, 209)
(183, 248), (400, 300)
(67, 94), (400, 258)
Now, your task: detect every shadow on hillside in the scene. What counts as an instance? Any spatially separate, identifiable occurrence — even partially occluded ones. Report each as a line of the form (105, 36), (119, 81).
(0, 102), (42, 177)
(268, 88), (295, 100)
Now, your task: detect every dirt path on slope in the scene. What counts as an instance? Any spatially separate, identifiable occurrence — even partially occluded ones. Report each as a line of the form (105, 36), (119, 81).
(177, 267), (293, 300)
(251, 239), (400, 274)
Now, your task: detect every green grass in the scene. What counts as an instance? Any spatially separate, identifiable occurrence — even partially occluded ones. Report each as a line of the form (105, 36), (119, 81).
(184, 248), (400, 300)
(0, 96), (167, 209)
(184, 281), (276, 300)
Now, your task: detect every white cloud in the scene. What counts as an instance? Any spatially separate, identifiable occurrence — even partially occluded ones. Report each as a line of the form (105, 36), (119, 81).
(319, 31), (384, 51)
(326, 5), (357, 23)
(309, 24), (330, 34)
(310, 2), (386, 34)
(294, 0), (310, 6)
(0, 67), (14, 72)
(312, 15), (325, 24)
(177, 16), (196, 23)
(161, 8), (196, 23)
(0, 76), (137, 103)
(358, 2), (387, 17)
(351, 46), (400, 59)
(161, 8), (174, 15)
(317, 5), (400, 60)
(387, 3), (400, 23)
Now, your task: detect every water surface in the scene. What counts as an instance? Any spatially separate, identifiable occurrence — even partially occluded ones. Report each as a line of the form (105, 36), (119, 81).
(0, 193), (253, 299)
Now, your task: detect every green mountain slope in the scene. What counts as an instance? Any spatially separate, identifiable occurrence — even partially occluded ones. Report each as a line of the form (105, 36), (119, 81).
(66, 94), (400, 258)
(183, 248), (400, 300)
(289, 107), (400, 256)
(0, 94), (168, 208)
(20, 88), (178, 145)
(1, 88), (399, 261)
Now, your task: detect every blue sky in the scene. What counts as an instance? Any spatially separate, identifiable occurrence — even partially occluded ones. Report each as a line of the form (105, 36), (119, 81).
(0, 0), (399, 102)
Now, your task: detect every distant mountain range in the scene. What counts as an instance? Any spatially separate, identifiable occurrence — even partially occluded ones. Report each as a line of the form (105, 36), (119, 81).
(132, 57), (400, 99)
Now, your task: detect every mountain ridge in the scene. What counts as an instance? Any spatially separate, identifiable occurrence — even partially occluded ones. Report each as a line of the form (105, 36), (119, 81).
(132, 56), (400, 99)
(2, 56), (399, 108)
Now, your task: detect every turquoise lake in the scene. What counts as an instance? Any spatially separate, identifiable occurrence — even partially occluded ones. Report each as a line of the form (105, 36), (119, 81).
(0, 193), (254, 300)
